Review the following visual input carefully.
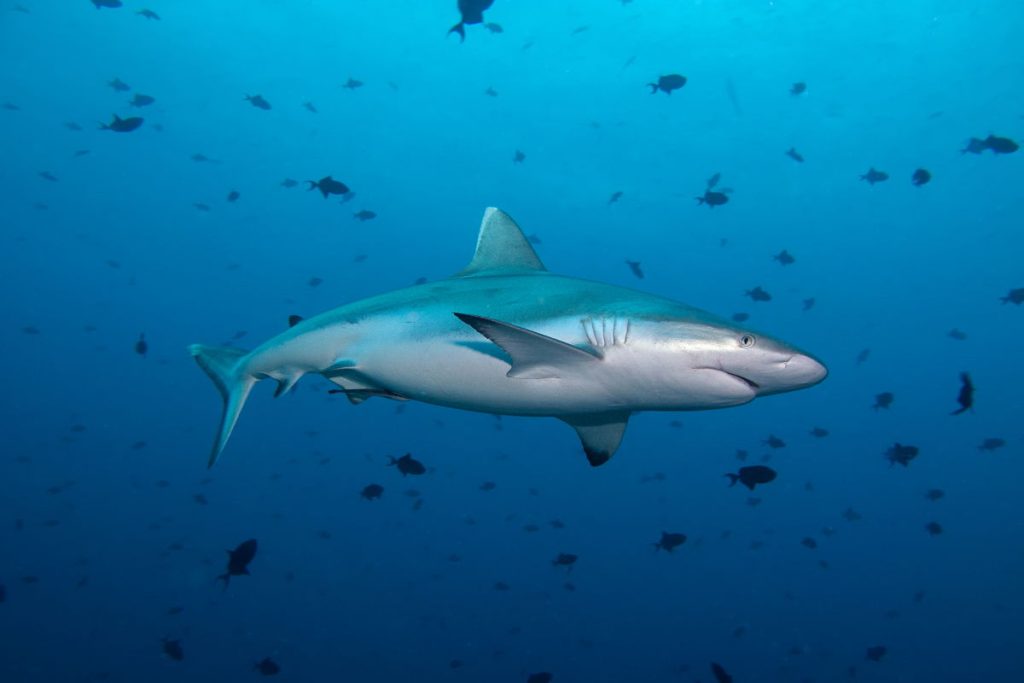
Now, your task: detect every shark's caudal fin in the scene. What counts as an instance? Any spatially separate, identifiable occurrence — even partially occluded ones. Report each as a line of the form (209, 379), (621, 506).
(189, 344), (255, 468)
(455, 208), (546, 276)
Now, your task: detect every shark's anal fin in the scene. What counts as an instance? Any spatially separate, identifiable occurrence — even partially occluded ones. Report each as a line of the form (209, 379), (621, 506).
(560, 412), (631, 467)
(455, 208), (546, 276)
(189, 344), (255, 468)
(454, 313), (600, 379)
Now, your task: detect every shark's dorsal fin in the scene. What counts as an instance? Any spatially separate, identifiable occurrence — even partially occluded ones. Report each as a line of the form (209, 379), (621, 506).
(455, 312), (600, 379)
(560, 412), (631, 467)
(456, 207), (546, 276)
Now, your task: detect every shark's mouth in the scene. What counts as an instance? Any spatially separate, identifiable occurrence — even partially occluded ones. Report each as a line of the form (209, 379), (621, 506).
(722, 371), (760, 391)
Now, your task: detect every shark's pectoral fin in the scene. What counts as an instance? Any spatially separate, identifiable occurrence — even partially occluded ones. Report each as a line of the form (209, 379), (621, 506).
(560, 412), (631, 467)
(454, 312), (600, 379)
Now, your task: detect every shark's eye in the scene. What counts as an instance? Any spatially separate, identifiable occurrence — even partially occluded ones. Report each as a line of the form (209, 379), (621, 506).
(739, 334), (756, 348)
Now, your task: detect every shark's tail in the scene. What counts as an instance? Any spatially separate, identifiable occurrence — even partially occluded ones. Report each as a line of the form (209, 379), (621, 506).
(724, 473), (740, 487)
(189, 344), (255, 468)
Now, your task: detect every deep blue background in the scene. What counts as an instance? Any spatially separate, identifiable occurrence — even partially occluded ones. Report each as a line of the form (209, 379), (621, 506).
(1, 1), (1022, 681)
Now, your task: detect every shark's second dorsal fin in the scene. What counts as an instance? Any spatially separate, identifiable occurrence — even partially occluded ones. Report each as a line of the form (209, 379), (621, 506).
(456, 207), (546, 276)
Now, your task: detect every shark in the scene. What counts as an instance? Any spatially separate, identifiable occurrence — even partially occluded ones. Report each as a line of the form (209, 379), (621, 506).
(190, 208), (827, 468)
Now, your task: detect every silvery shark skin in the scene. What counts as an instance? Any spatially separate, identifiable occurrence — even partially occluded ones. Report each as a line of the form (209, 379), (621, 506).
(190, 208), (827, 468)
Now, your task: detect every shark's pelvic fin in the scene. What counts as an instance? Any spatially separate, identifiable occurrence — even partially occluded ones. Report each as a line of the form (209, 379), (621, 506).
(454, 313), (601, 379)
(189, 344), (255, 468)
(560, 412), (631, 467)
(456, 207), (546, 276)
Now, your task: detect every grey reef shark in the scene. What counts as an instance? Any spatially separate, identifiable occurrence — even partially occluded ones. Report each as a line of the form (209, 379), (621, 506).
(190, 208), (826, 468)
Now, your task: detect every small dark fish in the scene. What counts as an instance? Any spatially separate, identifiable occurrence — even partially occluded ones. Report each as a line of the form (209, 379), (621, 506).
(193, 493), (208, 505)
(790, 82), (806, 96)
(785, 147), (804, 163)
(885, 443), (919, 467)
(483, 86), (498, 97)
(911, 168), (931, 186)
(191, 153), (217, 163)
(484, 22), (503, 33)
(696, 185), (729, 206)
(244, 94), (271, 110)
(108, 77), (130, 91)
(303, 101), (317, 113)
(254, 657), (280, 676)
(648, 74), (686, 94)
(2, 102), (19, 111)
(745, 286), (771, 302)
(513, 149), (525, 163)
(773, 249), (795, 265)
(608, 190), (623, 204)
(100, 114), (143, 132)
(960, 137), (989, 154)
(388, 453), (426, 476)
(978, 437), (1006, 452)
(947, 328), (967, 340)
(137, 8), (160, 19)
(809, 427), (829, 438)
(73, 149), (90, 157)
(802, 297), (816, 311)
(763, 434), (786, 449)
(731, 312), (749, 322)
(0, 583), (5, 603)
(342, 78), (363, 90)
(308, 277), (322, 287)
(552, 553), (578, 570)
(924, 488), (945, 501)
(873, 391), (894, 410)
(361, 483), (383, 500)
(725, 465), (777, 490)
(134, 333), (147, 356)
(843, 507), (862, 522)
(654, 531), (686, 552)
(450, 659), (464, 669)
(217, 538), (257, 589)
(950, 372), (973, 415)
(860, 167), (889, 185)
(865, 645), (887, 662)
(38, 171), (58, 182)
(527, 674), (553, 683)
(193, 202), (211, 212)
(92, 0), (123, 8)
(352, 209), (376, 221)
(479, 481), (496, 491)
(493, 580), (510, 591)
(983, 134), (1018, 154)
(129, 93), (155, 107)
(710, 662), (733, 683)
(625, 260), (644, 279)
(65, 121), (83, 131)
(925, 521), (943, 535)
(856, 348), (871, 364)
(449, 0), (494, 42)
(162, 638), (184, 661)
(227, 190), (240, 203)
(287, 315), (303, 328)
(801, 537), (818, 549)
(307, 175), (349, 198)
(999, 288), (1024, 304)
(280, 178), (298, 188)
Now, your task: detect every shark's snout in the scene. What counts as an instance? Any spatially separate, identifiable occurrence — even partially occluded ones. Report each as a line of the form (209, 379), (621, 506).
(752, 352), (827, 395)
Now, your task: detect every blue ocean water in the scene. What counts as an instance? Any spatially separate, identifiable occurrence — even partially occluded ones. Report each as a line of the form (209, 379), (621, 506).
(1, 1), (1022, 681)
